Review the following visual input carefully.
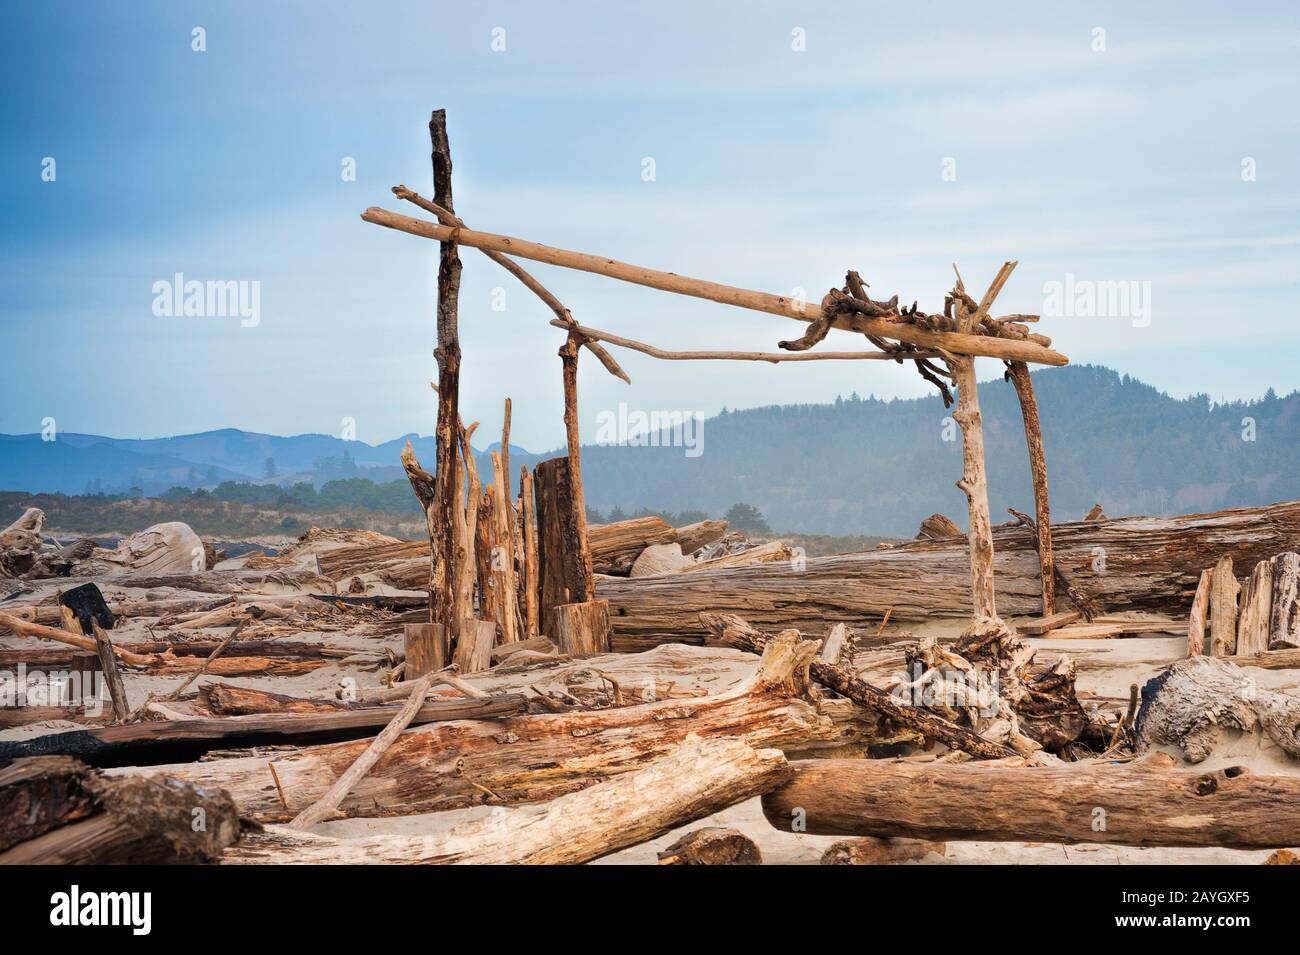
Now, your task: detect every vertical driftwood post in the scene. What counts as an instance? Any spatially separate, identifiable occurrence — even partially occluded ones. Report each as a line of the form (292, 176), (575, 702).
(427, 109), (463, 651)
(489, 449), (521, 643)
(559, 331), (596, 593)
(1208, 555), (1239, 656)
(1005, 360), (1054, 616)
(519, 465), (541, 637)
(947, 263), (1017, 648)
(534, 456), (590, 625)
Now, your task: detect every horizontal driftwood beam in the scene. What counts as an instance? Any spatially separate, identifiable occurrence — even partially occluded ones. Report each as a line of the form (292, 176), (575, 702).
(361, 206), (1068, 366)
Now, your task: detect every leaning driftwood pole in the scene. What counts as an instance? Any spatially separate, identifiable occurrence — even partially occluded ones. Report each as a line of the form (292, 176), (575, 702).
(1004, 360), (1054, 615)
(360, 207), (1068, 366)
(287, 671), (437, 830)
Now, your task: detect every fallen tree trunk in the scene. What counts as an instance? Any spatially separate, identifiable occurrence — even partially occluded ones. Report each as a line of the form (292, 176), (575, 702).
(225, 734), (787, 864)
(598, 501), (1300, 649)
(0, 756), (239, 864)
(762, 753), (1300, 848)
(114, 632), (845, 821)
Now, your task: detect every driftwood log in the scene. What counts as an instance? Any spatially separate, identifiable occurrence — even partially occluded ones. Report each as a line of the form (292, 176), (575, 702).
(115, 633), (852, 821)
(762, 753), (1300, 848)
(225, 735), (787, 864)
(598, 501), (1300, 649)
(0, 756), (239, 864)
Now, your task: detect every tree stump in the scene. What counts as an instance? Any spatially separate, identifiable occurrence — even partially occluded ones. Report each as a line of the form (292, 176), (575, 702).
(550, 600), (611, 657)
(404, 623), (445, 678)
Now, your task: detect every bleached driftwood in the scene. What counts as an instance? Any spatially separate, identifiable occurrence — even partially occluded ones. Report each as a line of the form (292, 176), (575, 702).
(1136, 655), (1300, 763)
(115, 633), (852, 821)
(225, 735), (787, 865)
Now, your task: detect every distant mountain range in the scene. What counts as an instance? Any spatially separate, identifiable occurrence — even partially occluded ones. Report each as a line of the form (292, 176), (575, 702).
(3, 365), (1296, 537)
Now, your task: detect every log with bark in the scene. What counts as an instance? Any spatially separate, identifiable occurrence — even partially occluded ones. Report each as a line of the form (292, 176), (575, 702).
(224, 734), (787, 864)
(762, 752), (1300, 848)
(114, 632), (853, 821)
(0, 755), (239, 864)
(657, 827), (762, 865)
(596, 501), (1300, 649)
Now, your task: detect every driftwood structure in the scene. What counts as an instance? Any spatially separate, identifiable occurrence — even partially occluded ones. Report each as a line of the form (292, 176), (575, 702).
(8, 107), (1300, 871)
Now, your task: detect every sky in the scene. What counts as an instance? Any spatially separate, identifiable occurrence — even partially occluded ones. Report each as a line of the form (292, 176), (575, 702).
(2, 1), (1298, 452)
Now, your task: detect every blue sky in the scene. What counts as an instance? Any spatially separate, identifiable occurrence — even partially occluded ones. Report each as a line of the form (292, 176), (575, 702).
(2, 1), (1298, 451)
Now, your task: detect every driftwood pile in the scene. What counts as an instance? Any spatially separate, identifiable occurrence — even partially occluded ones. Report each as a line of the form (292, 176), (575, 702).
(5, 108), (1300, 866)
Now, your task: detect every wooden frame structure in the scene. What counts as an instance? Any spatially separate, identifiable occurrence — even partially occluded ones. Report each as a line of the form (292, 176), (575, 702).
(372, 109), (1068, 666)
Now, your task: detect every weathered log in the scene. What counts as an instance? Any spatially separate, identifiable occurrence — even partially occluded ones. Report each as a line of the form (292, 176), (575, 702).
(1137, 655), (1300, 762)
(820, 836), (945, 865)
(761, 753), (1300, 848)
(91, 624), (129, 723)
(1208, 555), (1239, 656)
(1236, 559), (1273, 657)
(658, 827), (762, 865)
(225, 735), (787, 864)
(1270, 552), (1300, 649)
(597, 501), (1300, 649)
(117, 632), (844, 821)
(550, 599), (611, 656)
(0, 756), (239, 864)
(589, 516), (675, 575)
